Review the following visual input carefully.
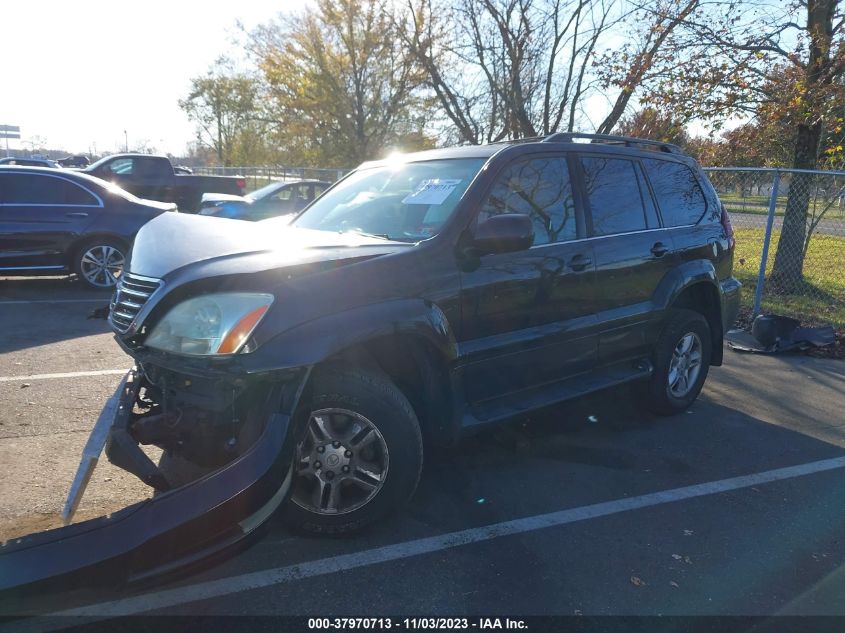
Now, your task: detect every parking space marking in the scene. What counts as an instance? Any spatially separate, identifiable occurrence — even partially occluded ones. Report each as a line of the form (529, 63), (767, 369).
(0, 369), (127, 383)
(18, 454), (845, 624)
(0, 299), (108, 305)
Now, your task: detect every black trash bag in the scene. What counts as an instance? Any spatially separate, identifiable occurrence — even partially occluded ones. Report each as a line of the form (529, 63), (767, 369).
(726, 314), (836, 354)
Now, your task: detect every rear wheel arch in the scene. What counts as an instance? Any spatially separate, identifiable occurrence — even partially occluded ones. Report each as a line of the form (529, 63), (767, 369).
(668, 281), (723, 366)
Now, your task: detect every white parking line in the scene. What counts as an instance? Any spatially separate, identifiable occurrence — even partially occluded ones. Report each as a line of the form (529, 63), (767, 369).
(0, 299), (108, 305)
(0, 369), (127, 383)
(14, 454), (845, 625)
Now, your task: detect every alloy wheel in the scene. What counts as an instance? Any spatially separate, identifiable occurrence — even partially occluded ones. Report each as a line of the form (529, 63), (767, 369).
(79, 245), (125, 288)
(292, 408), (389, 515)
(667, 332), (702, 398)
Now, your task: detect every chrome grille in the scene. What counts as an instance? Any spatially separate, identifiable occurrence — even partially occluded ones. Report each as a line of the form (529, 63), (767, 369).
(109, 273), (162, 333)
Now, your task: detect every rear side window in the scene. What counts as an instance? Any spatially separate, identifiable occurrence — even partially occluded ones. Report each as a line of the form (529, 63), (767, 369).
(135, 158), (170, 178)
(643, 159), (707, 226)
(0, 174), (99, 205)
(480, 156), (576, 245)
(580, 156), (647, 236)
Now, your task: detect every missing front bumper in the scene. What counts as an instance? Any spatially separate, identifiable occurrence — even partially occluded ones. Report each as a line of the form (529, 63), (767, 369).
(0, 366), (306, 604)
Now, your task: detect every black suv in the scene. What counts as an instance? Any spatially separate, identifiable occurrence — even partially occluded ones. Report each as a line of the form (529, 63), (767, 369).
(1, 134), (740, 594)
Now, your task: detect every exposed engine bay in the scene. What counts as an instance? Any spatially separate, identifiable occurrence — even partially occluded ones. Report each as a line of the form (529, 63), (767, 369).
(106, 363), (282, 494)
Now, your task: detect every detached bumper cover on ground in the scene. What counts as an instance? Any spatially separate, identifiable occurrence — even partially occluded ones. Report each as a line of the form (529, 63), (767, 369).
(0, 366), (299, 599)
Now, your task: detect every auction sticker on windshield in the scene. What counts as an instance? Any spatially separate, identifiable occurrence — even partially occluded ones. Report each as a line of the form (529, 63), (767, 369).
(402, 179), (462, 205)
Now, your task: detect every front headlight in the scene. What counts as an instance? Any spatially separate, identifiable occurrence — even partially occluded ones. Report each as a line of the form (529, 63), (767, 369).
(145, 293), (274, 356)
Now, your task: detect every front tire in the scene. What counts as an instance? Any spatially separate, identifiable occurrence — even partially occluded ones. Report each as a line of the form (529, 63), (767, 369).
(646, 309), (712, 416)
(283, 366), (423, 535)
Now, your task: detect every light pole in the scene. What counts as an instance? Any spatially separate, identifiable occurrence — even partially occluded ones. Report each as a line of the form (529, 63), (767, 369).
(124, 130), (128, 152)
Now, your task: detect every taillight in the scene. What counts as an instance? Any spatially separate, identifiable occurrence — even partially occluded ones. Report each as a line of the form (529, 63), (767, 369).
(236, 178), (246, 191)
(720, 203), (735, 248)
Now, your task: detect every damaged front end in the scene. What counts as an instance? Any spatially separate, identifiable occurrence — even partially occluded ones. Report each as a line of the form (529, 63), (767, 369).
(0, 354), (308, 602)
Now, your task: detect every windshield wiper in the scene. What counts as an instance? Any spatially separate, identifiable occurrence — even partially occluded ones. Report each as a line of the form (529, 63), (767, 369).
(340, 229), (392, 241)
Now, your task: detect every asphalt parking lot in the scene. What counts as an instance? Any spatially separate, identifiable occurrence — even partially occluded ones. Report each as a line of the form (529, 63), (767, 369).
(3, 275), (845, 621)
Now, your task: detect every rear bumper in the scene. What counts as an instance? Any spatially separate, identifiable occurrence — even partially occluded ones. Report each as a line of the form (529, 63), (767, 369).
(0, 365), (304, 608)
(720, 276), (742, 331)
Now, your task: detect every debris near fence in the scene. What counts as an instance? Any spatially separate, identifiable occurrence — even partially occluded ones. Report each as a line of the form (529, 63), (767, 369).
(805, 328), (845, 359)
(727, 309), (843, 359)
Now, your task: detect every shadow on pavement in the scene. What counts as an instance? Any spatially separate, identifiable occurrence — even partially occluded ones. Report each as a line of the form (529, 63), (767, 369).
(0, 277), (112, 355)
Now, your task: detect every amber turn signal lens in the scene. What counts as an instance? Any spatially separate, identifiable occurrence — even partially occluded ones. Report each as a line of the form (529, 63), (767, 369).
(217, 305), (270, 354)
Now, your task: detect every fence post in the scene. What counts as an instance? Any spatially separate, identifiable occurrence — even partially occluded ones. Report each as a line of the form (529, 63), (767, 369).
(753, 170), (780, 318)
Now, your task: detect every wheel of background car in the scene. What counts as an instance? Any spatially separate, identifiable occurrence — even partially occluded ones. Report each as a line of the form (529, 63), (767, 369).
(283, 366), (423, 535)
(645, 308), (712, 416)
(75, 240), (126, 289)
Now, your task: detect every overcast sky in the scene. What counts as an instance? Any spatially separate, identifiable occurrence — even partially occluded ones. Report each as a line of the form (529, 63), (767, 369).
(2, 0), (307, 156)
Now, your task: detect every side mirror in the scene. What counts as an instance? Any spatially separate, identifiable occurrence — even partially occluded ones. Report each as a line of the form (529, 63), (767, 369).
(472, 213), (534, 255)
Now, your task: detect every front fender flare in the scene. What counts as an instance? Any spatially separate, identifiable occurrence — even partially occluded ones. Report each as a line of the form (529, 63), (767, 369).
(241, 299), (459, 375)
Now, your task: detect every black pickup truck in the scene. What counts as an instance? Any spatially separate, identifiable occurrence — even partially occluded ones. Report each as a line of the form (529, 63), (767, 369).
(83, 154), (245, 212)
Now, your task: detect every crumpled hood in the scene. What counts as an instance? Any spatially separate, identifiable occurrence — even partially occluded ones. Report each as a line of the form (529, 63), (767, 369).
(127, 212), (408, 280)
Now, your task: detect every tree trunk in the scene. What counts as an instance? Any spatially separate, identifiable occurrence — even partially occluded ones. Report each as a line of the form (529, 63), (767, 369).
(768, 0), (835, 292)
(769, 124), (821, 291)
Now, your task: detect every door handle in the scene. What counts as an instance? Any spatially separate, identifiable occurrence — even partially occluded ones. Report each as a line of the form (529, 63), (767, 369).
(650, 242), (669, 257)
(65, 212), (89, 218)
(568, 254), (592, 271)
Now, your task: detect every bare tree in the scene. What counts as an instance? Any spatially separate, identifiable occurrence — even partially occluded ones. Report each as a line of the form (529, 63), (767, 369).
(595, 0), (700, 134)
(398, 0), (625, 144)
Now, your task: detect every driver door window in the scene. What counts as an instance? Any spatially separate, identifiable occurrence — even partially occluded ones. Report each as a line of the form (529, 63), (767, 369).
(106, 158), (135, 175)
(271, 187), (293, 202)
(479, 156), (577, 245)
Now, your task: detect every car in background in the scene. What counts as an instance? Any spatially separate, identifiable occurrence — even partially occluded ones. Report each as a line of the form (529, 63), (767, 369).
(198, 179), (331, 221)
(0, 167), (176, 289)
(0, 157), (61, 168)
(57, 155), (91, 168)
(82, 154), (246, 213)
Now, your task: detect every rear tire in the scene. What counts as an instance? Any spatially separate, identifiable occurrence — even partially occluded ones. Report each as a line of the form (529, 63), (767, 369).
(283, 366), (423, 535)
(645, 309), (712, 416)
(74, 239), (126, 289)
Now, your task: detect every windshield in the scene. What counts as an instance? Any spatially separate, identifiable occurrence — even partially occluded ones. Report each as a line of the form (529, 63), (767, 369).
(284, 158), (486, 241)
(245, 181), (285, 201)
(84, 154), (117, 172)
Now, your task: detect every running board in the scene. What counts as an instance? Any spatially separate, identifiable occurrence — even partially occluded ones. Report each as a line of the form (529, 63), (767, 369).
(463, 359), (653, 428)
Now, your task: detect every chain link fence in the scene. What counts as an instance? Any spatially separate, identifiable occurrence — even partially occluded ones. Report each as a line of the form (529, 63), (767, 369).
(704, 168), (845, 325)
(187, 165), (348, 192)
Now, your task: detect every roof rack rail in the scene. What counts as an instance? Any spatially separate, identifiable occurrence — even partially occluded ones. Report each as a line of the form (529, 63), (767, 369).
(542, 132), (682, 154)
(485, 136), (547, 146)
